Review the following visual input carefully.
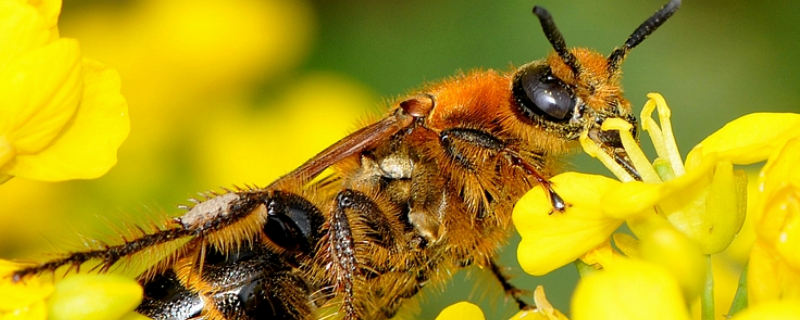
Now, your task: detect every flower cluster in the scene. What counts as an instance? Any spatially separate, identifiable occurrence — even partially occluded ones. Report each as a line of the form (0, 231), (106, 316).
(438, 93), (800, 319)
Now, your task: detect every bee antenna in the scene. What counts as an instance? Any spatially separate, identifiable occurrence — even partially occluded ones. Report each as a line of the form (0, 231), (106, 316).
(532, 6), (581, 77)
(607, 0), (681, 74)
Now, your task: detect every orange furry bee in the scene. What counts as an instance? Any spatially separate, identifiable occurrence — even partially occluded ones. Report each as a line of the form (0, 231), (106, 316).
(12, 1), (680, 319)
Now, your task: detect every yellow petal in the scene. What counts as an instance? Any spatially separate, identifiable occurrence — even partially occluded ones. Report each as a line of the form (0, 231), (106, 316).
(686, 113), (800, 168)
(775, 204), (800, 271)
(0, 38), (82, 154)
(0, 274), (53, 312)
(572, 259), (690, 320)
(601, 155), (716, 219)
(435, 302), (485, 320)
(747, 240), (800, 305)
(639, 227), (706, 300)
(667, 161), (747, 254)
(578, 239), (622, 270)
(611, 233), (639, 258)
(47, 274), (142, 320)
(0, 300), (47, 320)
(514, 172), (623, 275)
(759, 137), (800, 192)
(0, 260), (54, 313)
(0, 0), (50, 65)
(26, 0), (62, 33)
(755, 139), (800, 270)
(9, 58), (129, 180)
(730, 300), (800, 320)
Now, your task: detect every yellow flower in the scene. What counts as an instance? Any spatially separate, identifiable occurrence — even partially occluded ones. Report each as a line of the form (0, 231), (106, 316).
(513, 94), (800, 276)
(0, 0), (129, 183)
(514, 92), (800, 318)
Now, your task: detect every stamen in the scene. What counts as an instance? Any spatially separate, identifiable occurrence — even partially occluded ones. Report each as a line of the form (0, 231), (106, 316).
(601, 118), (662, 183)
(642, 93), (685, 176)
(580, 133), (636, 182)
(533, 285), (554, 313)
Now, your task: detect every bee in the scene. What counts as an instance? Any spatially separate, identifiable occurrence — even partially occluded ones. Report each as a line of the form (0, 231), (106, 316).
(11, 1), (680, 319)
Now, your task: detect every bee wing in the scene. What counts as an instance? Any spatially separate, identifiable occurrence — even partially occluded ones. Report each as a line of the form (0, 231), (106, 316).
(271, 112), (412, 186)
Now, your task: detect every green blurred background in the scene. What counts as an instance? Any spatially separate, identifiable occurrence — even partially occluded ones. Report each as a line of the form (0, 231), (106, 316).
(1, 0), (799, 318)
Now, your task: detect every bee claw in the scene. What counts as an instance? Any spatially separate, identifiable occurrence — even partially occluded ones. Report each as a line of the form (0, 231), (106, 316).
(546, 187), (568, 214)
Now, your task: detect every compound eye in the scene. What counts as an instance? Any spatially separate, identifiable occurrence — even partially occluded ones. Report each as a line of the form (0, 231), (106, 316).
(513, 64), (576, 122)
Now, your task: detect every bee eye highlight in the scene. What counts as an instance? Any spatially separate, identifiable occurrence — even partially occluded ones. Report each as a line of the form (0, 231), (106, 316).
(513, 64), (576, 122)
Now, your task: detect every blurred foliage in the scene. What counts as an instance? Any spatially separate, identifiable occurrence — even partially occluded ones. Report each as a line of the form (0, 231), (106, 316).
(0, 0), (798, 319)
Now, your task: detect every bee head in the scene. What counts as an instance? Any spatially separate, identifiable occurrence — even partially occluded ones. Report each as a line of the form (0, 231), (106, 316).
(513, 0), (680, 132)
(512, 0), (681, 178)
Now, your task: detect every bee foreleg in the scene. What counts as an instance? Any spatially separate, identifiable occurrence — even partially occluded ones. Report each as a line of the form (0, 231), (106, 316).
(504, 150), (567, 213)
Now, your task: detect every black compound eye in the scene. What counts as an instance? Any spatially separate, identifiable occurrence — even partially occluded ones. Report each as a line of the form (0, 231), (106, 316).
(512, 64), (576, 122)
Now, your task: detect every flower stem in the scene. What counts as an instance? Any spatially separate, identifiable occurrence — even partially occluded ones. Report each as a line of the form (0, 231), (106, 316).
(701, 255), (714, 320)
(727, 263), (748, 317)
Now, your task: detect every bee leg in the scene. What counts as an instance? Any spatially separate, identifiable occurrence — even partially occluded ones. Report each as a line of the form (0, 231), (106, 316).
(10, 227), (195, 282)
(489, 259), (534, 311)
(326, 190), (363, 320)
(327, 189), (403, 320)
(11, 190), (271, 281)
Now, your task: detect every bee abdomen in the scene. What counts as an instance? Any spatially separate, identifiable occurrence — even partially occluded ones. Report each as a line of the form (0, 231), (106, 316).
(137, 269), (204, 320)
(138, 241), (314, 319)
(138, 190), (328, 319)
